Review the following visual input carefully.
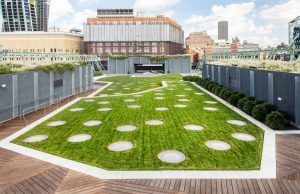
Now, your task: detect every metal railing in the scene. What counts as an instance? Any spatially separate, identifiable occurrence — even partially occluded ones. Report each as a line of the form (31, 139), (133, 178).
(0, 85), (94, 125)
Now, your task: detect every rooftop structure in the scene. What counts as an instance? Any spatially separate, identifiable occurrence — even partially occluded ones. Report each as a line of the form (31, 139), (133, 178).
(97, 9), (134, 18)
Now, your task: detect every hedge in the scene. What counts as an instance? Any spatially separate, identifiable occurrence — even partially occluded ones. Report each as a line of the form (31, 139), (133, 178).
(183, 76), (287, 130)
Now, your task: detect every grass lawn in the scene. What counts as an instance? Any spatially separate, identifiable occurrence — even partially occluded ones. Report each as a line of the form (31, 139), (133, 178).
(13, 74), (264, 171)
(95, 75), (180, 95)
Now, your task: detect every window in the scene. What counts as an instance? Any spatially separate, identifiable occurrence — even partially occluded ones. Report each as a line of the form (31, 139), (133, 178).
(152, 47), (157, 53)
(113, 47), (119, 53)
(144, 47), (150, 53)
(121, 47), (126, 53)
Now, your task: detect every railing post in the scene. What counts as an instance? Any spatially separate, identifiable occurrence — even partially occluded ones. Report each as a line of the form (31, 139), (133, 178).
(295, 76), (300, 128)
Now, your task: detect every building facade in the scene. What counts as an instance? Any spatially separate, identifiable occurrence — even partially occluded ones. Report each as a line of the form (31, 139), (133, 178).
(185, 32), (214, 64)
(84, 9), (184, 57)
(289, 16), (300, 46)
(0, 31), (84, 54)
(36, 0), (50, 31)
(218, 21), (228, 41)
(0, 0), (50, 32)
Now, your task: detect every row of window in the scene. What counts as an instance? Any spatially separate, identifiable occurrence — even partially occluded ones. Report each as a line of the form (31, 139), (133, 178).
(90, 42), (162, 47)
(90, 47), (165, 54)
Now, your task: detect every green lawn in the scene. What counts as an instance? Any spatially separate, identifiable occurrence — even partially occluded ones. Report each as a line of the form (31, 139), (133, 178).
(13, 74), (264, 171)
(96, 75), (181, 95)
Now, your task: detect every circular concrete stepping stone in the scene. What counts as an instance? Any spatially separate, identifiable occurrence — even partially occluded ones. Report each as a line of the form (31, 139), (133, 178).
(68, 134), (91, 143)
(98, 101), (110, 105)
(158, 150), (186, 164)
(155, 97), (165, 100)
(114, 93), (123, 95)
(178, 99), (190, 102)
(124, 99), (136, 102)
(203, 107), (218, 111)
(184, 88), (193, 91)
(205, 101), (218, 104)
(84, 120), (102, 126)
(98, 108), (112, 112)
(155, 107), (169, 111)
(227, 120), (247, 126)
(174, 104), (187, 108)
(195, 93), (204, 96)
(205, 140), (231, 151)
(84, 99), (95, 102)
(134, 88), (141, 91)
(69, 108), (84, 112)
(117, 125), (137, 132)
(155, 93), (164, 96)
(232, 133), (256, 142)
(176, 95), (186, 97)
(167, 88), (175, 91)
(47, 121), (66, 127)
(184, 125), (204, 131)
(23, 135), (48, 143)
(108, 141), (134, 152)
(99, 94), (109, 97)
(146, 120), (164, 126)
(155, 89), (163, 92)
(128, 105), (141, 109)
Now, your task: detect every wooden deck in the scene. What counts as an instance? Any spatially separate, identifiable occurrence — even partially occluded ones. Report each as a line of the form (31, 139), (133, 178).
(1, 88), (300, 193)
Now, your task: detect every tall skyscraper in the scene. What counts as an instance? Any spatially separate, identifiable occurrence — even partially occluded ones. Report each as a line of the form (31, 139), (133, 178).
(36, 0), (50, 31)
(289, 16), (300, 48)
(218, 21), (229, 41)
(0, 0), (50, 32)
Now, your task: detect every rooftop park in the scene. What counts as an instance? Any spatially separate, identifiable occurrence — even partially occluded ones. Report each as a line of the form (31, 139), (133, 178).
(12, 74), (264, 171)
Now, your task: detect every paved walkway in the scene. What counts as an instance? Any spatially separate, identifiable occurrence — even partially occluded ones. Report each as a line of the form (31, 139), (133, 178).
(0, 85), (300, 193)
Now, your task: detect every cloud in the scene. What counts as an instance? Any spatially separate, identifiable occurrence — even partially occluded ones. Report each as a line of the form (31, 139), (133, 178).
(49, 0), (74, 24)
(134, 0), (181, 11)
(259, 0), (300, 25)
(184, 2), (277, 47)
(162, 10), (175, 18)
(61, 9), (96, 31)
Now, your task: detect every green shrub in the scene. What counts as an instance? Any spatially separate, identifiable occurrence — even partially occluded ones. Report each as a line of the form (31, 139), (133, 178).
(219, 88), (227, 98)
(247, 96), (256, 101)
(262, 102), (276, 113)
(0, 65), (13, 74)
(252, 105), (268, 121)
(243, 100), (256, 115)
(237, 92), (246, 99)
(224, 90), (234, 101)
(208, 83), (215, 91)
(254, 99), (265, 105)
(266, 111), (286, 129)
(94, 71), (103, 76)
(213, 86), (222, 95)
(29, 63), (76, 73)
(238, 98), (248, 110)
(228, 94), (240, 106)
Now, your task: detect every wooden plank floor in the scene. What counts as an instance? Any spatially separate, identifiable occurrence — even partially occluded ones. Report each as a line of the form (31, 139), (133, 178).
(1, 87), (300, 193)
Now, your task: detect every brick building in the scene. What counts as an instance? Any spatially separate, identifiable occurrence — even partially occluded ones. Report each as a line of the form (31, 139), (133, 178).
(83, 9), (184, 58)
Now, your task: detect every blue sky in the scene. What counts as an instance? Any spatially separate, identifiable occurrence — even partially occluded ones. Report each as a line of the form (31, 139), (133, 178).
(49, 0), (300, 48)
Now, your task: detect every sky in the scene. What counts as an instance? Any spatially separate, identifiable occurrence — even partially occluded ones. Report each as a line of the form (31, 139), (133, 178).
(49, 0), (300, 48)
